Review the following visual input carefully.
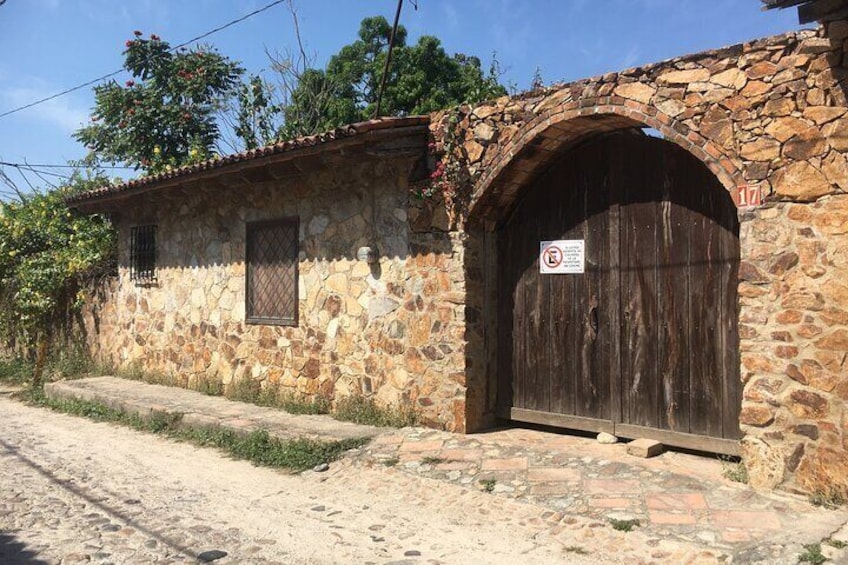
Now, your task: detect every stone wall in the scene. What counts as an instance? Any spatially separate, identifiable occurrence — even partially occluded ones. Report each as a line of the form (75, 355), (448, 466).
(78, 22), (848, 496)
(82, 154), (470, 431)
(424, 24), (848, 495)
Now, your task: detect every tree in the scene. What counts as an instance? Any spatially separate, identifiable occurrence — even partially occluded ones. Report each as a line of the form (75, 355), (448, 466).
(278, 16), (507, 138)
(75, 32), (243, 173)
(0, 170), (115, 386)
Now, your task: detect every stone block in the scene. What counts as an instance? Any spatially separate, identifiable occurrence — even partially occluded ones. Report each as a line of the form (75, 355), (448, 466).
(626, 438), (664, 458)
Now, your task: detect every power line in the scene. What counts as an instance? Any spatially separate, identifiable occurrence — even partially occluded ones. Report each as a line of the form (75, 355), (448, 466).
(0, 0), (287, 121)
(1, 163), (71, 180)
(0, 161), (133, 170)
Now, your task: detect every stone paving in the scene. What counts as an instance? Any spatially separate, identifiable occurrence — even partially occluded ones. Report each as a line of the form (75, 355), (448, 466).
(355, 427), (848, 562)
(43, 377), (848, 563)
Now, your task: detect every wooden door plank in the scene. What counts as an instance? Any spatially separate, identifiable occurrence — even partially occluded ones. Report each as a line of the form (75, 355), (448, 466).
(687, 159), (724, 438)
(579, 139), (613, 420)
(510, 407), (615, 434)
(548, 157), (575, 416)
(656, 144), (692, 434)
(619, 136), (661, 430)
(614, 423), (740, 456)
(715, 166), (742, 440)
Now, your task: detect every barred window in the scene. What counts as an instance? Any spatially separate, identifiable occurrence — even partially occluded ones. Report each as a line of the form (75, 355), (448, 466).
(129, 224), (156, 282)
(246, 218), (299, 326)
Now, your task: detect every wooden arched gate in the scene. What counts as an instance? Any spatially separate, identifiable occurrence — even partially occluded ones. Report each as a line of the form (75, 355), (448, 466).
(496, 132), (741, 455)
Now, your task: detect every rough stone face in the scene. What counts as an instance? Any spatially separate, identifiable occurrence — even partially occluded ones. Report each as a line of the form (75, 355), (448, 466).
(657, 68), (711, 85)
(82, 155), (469, 433)
(79, 25), (848, 499)
(614, 82), (656, 104)
(771, 162), (831, 201)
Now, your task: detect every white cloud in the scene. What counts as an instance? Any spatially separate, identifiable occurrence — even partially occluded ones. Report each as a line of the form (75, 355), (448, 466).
(1, 84), (88, 132)
(620, 44), (642, 69)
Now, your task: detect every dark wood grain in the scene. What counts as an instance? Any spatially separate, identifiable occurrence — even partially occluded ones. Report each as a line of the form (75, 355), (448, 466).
(497, 131), (739, 447)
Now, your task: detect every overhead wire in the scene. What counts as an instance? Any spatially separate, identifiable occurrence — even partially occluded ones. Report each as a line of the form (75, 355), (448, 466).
(0, 161), (133, 170)
(0, 0), (288, 120)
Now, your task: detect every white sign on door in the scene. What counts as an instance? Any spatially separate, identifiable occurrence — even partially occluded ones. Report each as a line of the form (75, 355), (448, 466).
(540, 240), (585, 274)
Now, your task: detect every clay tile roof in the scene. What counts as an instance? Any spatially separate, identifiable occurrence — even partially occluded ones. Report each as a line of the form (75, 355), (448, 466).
(67, 116), (429, 207)
(761, 0), (848, 23)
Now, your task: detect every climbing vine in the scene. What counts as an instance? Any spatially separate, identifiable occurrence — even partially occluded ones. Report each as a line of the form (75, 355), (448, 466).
(413, 109), (476, 228)
(0, 171), (116, 383)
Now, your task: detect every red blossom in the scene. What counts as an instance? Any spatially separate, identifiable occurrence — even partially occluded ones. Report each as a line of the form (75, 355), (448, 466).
(125, 79), (135, 87)
(150, 34), (160, 41)
(125, 40), (133, 47)
(133, 30), (143, 37)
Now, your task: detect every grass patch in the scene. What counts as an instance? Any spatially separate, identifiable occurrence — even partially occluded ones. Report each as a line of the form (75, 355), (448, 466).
(563, 546), (589, 555)
(480, 479), (496, 493)
(4, 351), (415, 430)
(810, 489), (846, 510)
(176, 427), (367, 471)
(825, 538), (847, 550)
(421, 455), (446, 465)
(0, 357), (34, 385)
(720, 457), (749, 484)
(798, 543), (827, 564)
(333, 394), (417, 428)
(608, 518), (641, 533)
(225, 377), (330, 414)
(382, 456), (400, 467)
(34, 394), (368, 472)
(0, 345), (97, 387)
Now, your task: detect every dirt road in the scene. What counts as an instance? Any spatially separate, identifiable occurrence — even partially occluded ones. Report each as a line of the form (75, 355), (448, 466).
(0, 394), (637, 564)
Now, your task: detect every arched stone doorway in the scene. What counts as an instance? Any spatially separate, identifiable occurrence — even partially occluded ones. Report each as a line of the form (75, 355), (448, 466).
(486, 129), (741, 454)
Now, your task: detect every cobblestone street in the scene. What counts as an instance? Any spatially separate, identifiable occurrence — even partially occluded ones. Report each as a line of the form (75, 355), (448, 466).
(3, 381), (848, 564)
(0, 393), (632, 565)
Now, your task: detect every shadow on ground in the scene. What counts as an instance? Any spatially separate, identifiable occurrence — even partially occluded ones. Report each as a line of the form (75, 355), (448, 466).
(0, 531), (49, 565)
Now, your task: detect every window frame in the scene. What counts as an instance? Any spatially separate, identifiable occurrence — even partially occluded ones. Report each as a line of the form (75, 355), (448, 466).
(129, 224), (157, 283)
(244, 217), (299, 327)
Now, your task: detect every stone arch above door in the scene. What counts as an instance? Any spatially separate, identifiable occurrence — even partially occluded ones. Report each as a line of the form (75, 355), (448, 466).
(467, 101), (744, 227)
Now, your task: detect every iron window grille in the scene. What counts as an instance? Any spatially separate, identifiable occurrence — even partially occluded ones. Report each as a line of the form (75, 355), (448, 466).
(245, 218), (299, 326)
(129, 224), (157, 283)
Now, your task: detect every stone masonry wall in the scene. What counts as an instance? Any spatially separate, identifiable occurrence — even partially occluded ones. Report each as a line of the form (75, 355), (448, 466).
(78, 23), (848, 495)
(82, 155), (470, 431)
(426, 24), (848, 495)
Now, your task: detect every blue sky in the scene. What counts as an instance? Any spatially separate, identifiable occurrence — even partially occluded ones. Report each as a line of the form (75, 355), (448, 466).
(0, 0), (805, 194)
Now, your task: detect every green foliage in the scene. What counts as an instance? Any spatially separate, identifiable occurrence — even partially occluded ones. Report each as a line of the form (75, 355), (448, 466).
(0, 356), (33, 385)
(798, 543), (827, 564)
(183, 429), (367, 471)
(720, 457), (749, 484)
(0, 172), (115, 360)
(75, 32), (243, 173)
(810, 489), (846, 509)
(37, 392), (368, 472)
(224, 376), (330, 414)
(281, 16), (506, 137)
(333, 394), (417, 428)
(825, 538), (847, 550)
(480, 479), (496, 493)
(234, 74), (280, 151)
(608, 518), (641, 533)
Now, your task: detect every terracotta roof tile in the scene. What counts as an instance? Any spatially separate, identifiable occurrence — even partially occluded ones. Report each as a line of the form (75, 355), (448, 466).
(68, 116), (429, 206)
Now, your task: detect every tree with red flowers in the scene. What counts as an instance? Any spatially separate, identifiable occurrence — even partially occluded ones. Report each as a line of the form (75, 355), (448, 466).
(75, 32), (243, 174)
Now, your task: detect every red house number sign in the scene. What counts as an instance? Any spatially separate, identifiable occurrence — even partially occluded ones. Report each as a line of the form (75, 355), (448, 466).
(737, 183), (763, 208)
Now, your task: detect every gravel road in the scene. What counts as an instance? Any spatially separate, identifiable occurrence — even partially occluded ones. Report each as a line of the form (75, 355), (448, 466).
(0, 394), (622, 565)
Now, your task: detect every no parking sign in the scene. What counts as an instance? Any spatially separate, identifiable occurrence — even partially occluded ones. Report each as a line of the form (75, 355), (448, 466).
(540, 240), (584, 274)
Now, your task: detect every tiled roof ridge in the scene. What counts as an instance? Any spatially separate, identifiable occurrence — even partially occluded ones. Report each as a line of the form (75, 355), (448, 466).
(68, 116), (429, 204)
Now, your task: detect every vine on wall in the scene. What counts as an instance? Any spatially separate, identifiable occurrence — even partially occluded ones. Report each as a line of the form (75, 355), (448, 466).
(0, 172), (116, 384)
